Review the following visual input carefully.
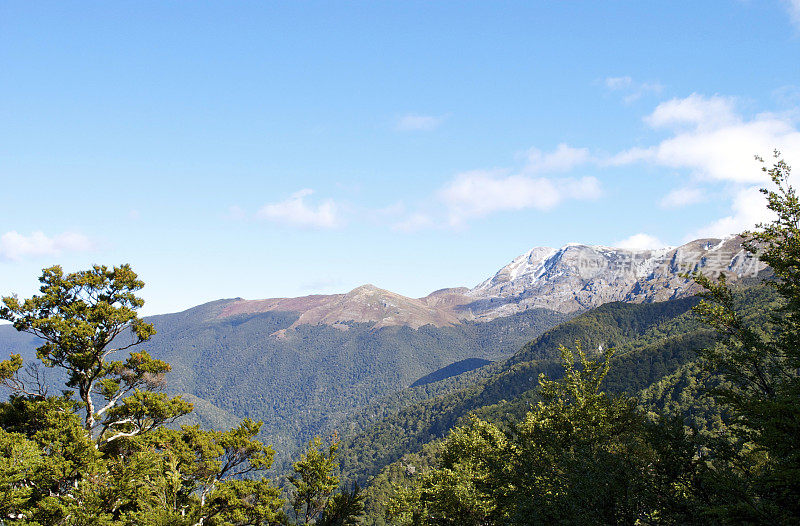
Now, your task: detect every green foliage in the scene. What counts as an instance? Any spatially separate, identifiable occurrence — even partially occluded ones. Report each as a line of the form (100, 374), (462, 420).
(387, 344), (703, 525)
(103, 306), (568, 470)
(290, 435), (341, 525)
(318, 484), (365, 526)
(347, 285), (775, 524)
(338, 296), (710, 489)
(688, 151), (800, 524)
(0, 265), (285, 525)
(0, 264), (188, 442)
(0, 297), (569, 473)
(368, 152), (800, 525)
(287, 434), (366, 525)
(0, 428), (48, 518)
(3, 154), (797, 525)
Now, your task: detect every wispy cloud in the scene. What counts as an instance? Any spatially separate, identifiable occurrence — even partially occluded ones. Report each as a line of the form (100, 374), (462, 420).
(644, 93), (738, 130)
(611, 93), (800, 182)
(390, 142), (602, 229)
(439, 170), (601, 226)
(614, 233), (667, 250)
(0, 231), (93, 262)
(256, 189), (342, 229)
(396, 113), (447, 131)
(524, 143), (591, 173)
(659, 186), (706, 208)
(604, 76), (663, 103)
(392, 92), (798, 237)
(385, 91), (798, 238)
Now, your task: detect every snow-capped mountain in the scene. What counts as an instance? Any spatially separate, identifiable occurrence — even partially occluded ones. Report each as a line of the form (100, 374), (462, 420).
(462, 235), (765, 319)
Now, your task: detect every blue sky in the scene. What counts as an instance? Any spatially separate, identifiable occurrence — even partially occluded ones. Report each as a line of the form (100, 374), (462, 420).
(1, 1), (800, 315)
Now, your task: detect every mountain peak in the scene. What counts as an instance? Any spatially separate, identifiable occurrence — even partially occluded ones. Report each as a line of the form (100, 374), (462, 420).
(347, 284), (384, 294)
(290, 283), (462, 330)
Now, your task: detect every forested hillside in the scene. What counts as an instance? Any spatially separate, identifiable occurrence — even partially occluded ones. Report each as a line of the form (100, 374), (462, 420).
(342, 281), (780, 523)
(338, 296), (707, 484)
(0, 302), (569, 468)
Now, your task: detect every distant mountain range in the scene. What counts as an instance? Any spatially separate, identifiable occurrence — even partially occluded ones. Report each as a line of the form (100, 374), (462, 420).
(210, 235), (765, 329)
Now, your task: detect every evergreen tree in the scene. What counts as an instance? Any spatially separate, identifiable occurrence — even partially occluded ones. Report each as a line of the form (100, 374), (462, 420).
(692, 151), (800, 524)
(0, 264), (285, 525)
(289, 435), (341, 525)
(387, 343), (701, 525)
(317, 484), (365, 526)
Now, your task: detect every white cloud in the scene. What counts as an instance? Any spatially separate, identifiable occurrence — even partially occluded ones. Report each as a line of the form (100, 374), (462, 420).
(396, 113), (446, 131)
(615, 233), (667, 250)
(644, 93), (737, 130)
(256, 189), (341, 229)
(604, 76), (663, 102)
(613, 94), (800, 183)
(524, 143), (591, 173)
(660, 186), (706, 208)
(391, 92), (798, 235)
(608, 93), (800, 238)
(687, 185), (775, 240)
(439, 170), (601, 226)
(605, 76), (633, 90)
(0, 231), (93, 262)
(392, 142), (602, 229)
(565, 175), (603, 200)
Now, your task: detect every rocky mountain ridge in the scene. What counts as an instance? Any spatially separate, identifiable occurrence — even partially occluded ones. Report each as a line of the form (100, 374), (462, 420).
(463, 235), (765, 319)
